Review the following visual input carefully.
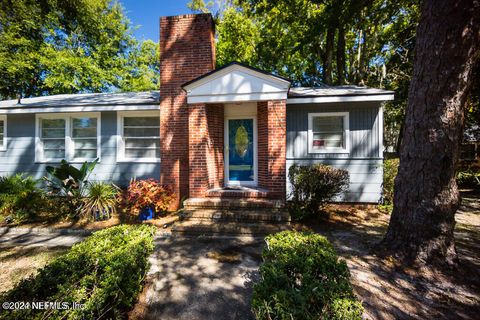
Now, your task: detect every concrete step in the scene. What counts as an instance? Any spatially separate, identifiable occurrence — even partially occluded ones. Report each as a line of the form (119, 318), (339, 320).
(205, 187), (269, 198)
(183, 197), (284, 210)
(180, 209), (291, 223)
(172, 220), (291, 236)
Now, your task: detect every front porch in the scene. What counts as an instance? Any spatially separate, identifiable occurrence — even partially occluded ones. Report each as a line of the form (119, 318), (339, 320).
(188, 100), (288, 202)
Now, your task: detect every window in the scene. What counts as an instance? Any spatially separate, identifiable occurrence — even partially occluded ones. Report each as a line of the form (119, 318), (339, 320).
(36, 113), (100, 162)
(72, 117), (98, 159)
(0, 115), (6, 151)
(308, 112), (349, 153)
(117, 111), (160, 162)
(40, 118), (66, 160)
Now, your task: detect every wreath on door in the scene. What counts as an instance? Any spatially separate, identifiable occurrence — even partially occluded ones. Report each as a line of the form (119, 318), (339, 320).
(235, 125), (249, 158)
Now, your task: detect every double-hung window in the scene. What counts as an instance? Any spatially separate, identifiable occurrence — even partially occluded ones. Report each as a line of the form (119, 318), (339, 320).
(36, 113), (100, 162)
(117, 111), (160, 162)
(0, 115), (6, 151)
(308, 112), (350, 153)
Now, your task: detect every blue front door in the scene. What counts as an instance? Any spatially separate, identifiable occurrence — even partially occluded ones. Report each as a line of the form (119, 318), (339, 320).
(227, 118), (255, 185)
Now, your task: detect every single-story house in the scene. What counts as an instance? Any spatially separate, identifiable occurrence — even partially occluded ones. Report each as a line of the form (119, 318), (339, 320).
(0, 13), (393, 210)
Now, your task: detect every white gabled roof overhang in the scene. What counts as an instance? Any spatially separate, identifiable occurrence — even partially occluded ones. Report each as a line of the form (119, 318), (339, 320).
(182, 62), (291, 104)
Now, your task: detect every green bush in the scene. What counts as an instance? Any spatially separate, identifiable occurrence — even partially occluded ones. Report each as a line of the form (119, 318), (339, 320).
(0, 225), (156, 320)
(381, 158), (399, 212)
(252, 231), (363, 320)
(457, 166), (480, 188)
(0, 174), (46, 221)
(288, 164), (349, 220)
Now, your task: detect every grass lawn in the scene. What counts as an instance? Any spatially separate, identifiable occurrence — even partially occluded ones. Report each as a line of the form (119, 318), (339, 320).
(0, 246), (68, 293)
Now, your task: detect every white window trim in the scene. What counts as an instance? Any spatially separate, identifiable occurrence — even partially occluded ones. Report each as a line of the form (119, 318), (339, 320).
(35, 112), (101, 163)
(0, 115), (6, 151)
(308, 112), (350, 154)
(116, 111), (161, 163)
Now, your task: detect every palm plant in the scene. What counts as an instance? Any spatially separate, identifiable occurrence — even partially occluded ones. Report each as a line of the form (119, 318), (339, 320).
(44, 158), (98, 216)
(81, 182), (119, 221)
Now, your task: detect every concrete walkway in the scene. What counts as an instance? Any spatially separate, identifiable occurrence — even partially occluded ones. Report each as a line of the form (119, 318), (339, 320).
(132, 235), (264, 320)
(0, 227), (88, 247)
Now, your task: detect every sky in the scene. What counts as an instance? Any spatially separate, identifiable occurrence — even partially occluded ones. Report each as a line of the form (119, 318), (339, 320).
(120, 0), (193, 42)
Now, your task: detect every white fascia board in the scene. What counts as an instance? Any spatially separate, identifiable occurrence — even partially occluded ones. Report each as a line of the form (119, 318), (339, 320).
(187, 92), (288, 104)
(183, 64), (290, 91)
(0, 104), (160, 114)
(287, 94), (394, 104)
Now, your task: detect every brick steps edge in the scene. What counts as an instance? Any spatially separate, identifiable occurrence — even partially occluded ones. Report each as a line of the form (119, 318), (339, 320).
(172, 221), (291, 236)
(180, 209), (291, 223)
(183, 198), (285, 210)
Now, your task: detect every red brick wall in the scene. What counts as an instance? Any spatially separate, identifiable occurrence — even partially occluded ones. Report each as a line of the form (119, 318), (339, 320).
(189, 104), (224, 197)
(206, 104), (225, 190)
(159, 14), (215, 210)
(257, 100), (287, 200)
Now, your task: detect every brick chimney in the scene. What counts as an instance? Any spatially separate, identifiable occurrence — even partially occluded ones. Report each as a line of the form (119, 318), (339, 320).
(159, 14), (216, 210)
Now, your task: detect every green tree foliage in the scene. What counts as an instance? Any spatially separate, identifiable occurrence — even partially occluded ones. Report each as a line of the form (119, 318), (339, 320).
(216, 5), (259, 66)
(188, 0), (214, 13)
(118, 40), (160, 92)
(0, 0), (158, 99)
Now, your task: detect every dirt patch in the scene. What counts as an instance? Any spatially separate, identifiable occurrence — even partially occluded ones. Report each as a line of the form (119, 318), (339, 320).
(0, 246), (68, 293)
(206, 248), (243, 263)
(294, 193), (480, 320)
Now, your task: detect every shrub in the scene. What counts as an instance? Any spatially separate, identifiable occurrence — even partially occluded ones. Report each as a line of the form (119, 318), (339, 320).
(288, 164), (349, 219)
(252, 231), (363, 320)
(119, 178), (173, 216)
(43, 159), (98, 216)
(0, 225), (156, 320)
(0, 174), (46, 221)
(80, 182), (119, 221)
(381, 158), (399, 212)
(457, 165), (480, 189)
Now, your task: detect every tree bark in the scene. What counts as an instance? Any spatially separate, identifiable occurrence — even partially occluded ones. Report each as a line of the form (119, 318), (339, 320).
(381, 0), (480, 266)
(357, 29), (368, 84)
(336, 26), (346, 85)
(323, 27), (335, 85)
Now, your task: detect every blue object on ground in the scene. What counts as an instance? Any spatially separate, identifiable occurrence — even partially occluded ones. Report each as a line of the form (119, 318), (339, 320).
(139, 207), (154, 220)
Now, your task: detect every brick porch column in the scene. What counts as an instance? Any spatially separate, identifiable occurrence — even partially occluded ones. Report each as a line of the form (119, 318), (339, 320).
(189, 103), (224, 198)
(257, 100), (287, 200)
(159, 14), (215, 210)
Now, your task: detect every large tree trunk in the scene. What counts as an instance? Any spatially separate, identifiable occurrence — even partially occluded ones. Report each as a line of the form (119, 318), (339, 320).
(323, 27), (335, 85)
(356, 29), (368, 84)
(336, 26), (346, 85)
(381, 0), (480, 265)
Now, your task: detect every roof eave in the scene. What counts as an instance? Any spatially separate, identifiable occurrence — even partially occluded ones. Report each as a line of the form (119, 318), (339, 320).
(286, 93), (394, 104)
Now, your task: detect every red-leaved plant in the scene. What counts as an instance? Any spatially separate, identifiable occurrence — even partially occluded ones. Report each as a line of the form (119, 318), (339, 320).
(119, 179), (173, 216)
